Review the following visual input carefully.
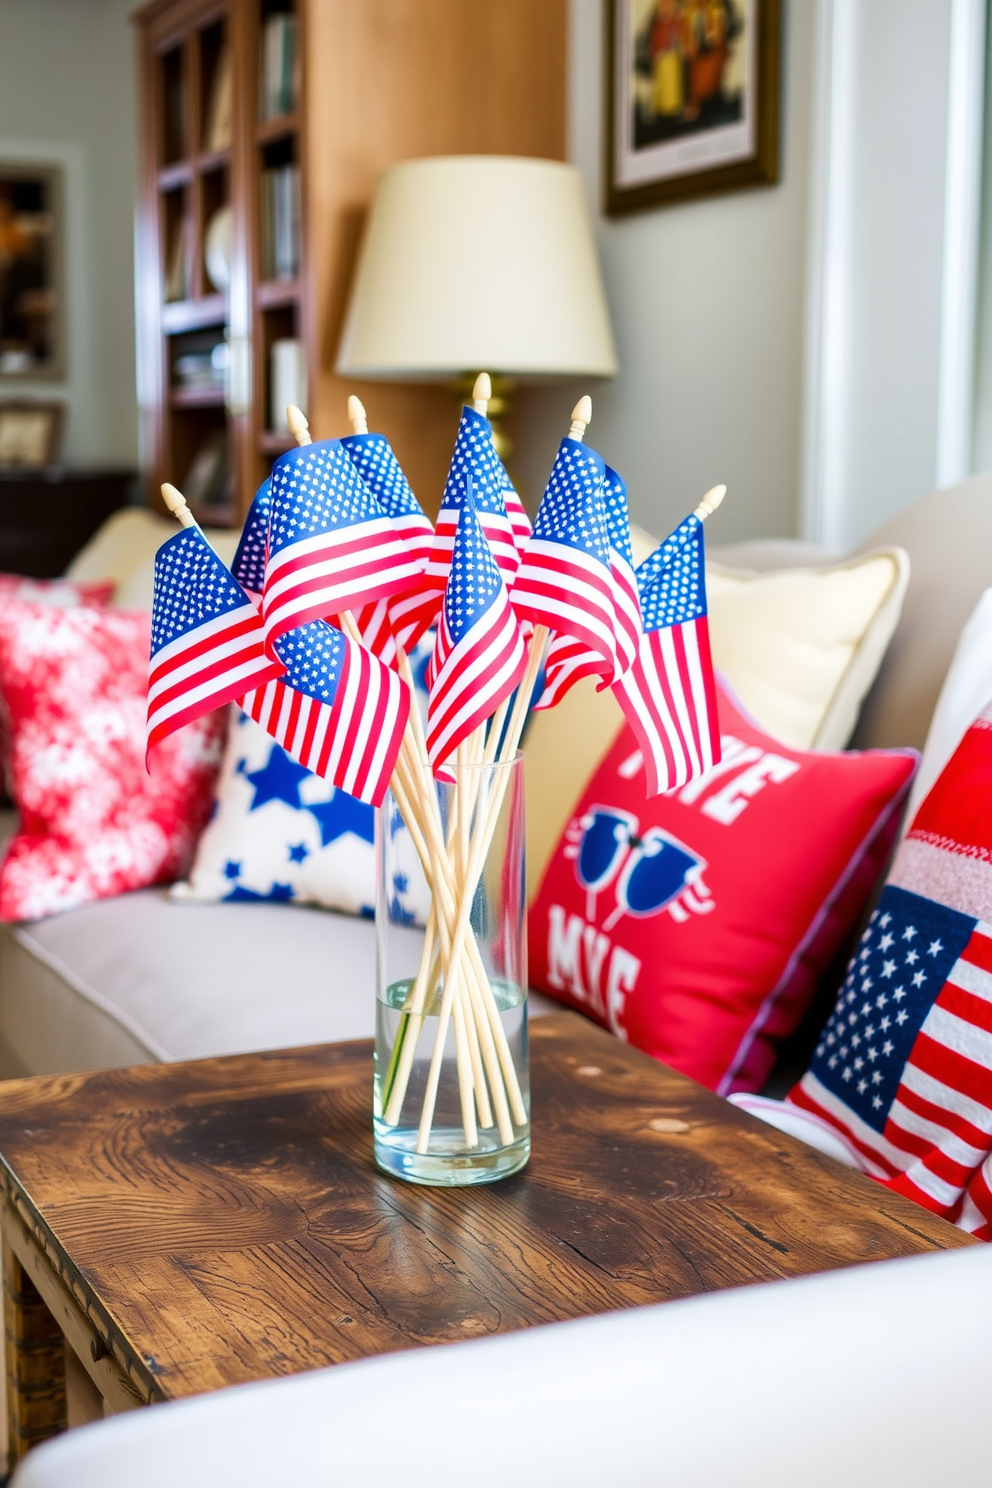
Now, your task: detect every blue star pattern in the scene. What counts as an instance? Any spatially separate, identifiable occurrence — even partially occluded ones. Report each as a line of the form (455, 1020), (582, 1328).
(243, 750), (312, 811)
(151, 528), (247, 653)
(636, 518), (706, 632)
(439, 407), (509, 517)
(271, 620), (345, 705)
(530, 438), (611, 565)
(267, 438), (388, 557)
(341, 433), (422, 522)
(231, 478), (271, 595)
(306, 791), (375, 849)
(809, 885), (975, 1132)
(443, 494), (504, 645)
(601, 465), (634, 567)
(288, 842), (309, 864)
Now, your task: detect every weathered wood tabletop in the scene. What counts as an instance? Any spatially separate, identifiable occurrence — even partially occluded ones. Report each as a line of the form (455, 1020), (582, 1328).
(0, 1012), (971, 1410)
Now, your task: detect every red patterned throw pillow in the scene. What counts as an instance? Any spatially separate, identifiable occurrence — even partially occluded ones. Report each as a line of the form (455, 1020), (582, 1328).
(529, 681), (918, 1094)
(0, 599), (225, 921)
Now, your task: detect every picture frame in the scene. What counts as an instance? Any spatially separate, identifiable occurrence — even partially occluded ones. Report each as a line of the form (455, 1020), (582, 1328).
(0, 402), (65, 470)
(605, 0), (781, 217)
(0, 162), (64, 379)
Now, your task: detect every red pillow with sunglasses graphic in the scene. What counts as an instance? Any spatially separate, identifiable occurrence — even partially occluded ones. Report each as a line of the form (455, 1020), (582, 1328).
(529, 681), (918, 1094)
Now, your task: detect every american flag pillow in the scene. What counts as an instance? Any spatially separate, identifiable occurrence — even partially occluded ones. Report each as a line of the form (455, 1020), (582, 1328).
(789, 701), (992, 1238)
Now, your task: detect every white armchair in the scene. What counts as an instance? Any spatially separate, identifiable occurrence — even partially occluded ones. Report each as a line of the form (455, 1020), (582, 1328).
(13, 1245), (992, 1488)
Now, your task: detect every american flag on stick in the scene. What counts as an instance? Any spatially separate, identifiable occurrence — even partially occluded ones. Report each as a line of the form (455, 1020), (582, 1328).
(240, 618), (409, 807)
(396, 407), (519, 655)
(425, 492), (526, 776)
(510, 437), (618, 687)
(231, 477), (271, 602)
(612, 514), (720, 797)
(147, 526), (284, 759)
(341, 430), (433, 668)
(536, 462), (641, 711)
(261, 440), (422, 657)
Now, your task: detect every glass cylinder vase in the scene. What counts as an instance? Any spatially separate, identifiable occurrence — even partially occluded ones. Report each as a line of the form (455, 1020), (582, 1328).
(374, 752), (529, 1186)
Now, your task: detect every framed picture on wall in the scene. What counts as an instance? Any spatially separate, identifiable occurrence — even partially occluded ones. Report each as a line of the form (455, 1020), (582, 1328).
(605, 0), (781, 216)
(0, 402), (65, 469)
(0, 163), (63, 378)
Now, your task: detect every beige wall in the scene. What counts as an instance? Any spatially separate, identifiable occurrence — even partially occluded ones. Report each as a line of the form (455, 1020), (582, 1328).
(514, 0), (815, 546)
(0, 0), (139, 468)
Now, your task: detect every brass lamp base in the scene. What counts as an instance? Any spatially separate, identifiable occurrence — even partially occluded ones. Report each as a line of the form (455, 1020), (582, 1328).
(452, 372), (516, 462)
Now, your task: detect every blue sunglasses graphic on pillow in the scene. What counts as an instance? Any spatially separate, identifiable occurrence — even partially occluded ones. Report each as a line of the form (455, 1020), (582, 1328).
(564, 806), (709, 931)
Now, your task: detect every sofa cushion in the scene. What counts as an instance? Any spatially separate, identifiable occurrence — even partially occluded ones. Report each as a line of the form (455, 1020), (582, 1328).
(788, 697), (992, 1238)
(0, 601), (225, 922)
(529, 680), (917, 1095)
(852, 473), (992, 752)
(0, 884), (558, 1079)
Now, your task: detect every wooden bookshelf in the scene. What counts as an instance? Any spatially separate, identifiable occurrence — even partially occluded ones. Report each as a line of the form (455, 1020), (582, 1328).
(134, 0), (567, 526)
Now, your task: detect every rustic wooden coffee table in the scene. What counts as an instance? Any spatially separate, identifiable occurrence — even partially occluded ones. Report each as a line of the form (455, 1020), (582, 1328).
(0, 1012), (970, 1465)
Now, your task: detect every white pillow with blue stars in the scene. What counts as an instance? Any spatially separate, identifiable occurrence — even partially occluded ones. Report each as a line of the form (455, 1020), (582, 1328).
(173, 707), (382, 917)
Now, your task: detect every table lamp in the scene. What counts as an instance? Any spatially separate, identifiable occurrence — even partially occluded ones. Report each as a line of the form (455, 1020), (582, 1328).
(335, 155), (617, 458)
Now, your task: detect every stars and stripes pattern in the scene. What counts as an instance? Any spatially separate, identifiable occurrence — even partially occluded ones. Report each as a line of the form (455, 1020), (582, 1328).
(397, 407), (519, 654)
(261, 439), (422, 656)
(612, 514), (720, 797)
(341, 431), (433, 669)
(791, 887), (992, 1236)
(239, 619), (409, 807)
(500, 462), (533, 556)
(341, 431), (433, 570)
(147, 527), (284, 758)
(231, 478), (271, 601)
(425, 495), (526, 775)
(535, 462), (642, 711)
(511, 438), (618, 687)
(789, 710), (992, 1238)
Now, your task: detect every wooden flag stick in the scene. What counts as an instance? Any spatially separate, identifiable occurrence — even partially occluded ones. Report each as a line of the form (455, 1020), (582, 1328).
(161, 483), (197, 530)
(286, 404), (311, 446)
(347, 395), (368, 435)
(471, 372), (491, 415)
(694, 484), (726, 521)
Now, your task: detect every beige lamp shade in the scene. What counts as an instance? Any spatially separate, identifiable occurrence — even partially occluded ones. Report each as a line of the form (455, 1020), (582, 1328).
(336, 156), (617, 380)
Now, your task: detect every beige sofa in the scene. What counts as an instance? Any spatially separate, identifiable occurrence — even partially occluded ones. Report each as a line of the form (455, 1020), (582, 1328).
(1, 476), (990, 1084)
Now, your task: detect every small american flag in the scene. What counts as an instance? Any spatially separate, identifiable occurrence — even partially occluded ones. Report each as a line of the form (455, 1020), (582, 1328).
(790, 711), (992, 1237)
(240, 619), (409, 807)
(397, 407), (519, 654)
(147, 526), (284, 757)
(536, 462), (642, 711)
(510, 438), (618, 686)
(612, 514), (720, 797)
(341, 431), (433, 668)
(426, 494), (526, 775)
(261, 439), (422, 656)
(231, 478), (271, 601)
(341, 431), (433, 571)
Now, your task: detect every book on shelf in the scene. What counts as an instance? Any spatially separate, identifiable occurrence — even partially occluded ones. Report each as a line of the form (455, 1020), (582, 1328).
(183, 429), (229, 512)
(260, 165), (301, 281)
(260, 14), (298, 121)
(204, 46), (233, 152)
(164, 219), (189, 302)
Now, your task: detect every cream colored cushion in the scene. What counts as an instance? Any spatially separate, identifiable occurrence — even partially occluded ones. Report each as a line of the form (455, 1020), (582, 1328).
(524, 546), (909, 897)
(65, 507), (240, 608)
(706, 547), (909, 752)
